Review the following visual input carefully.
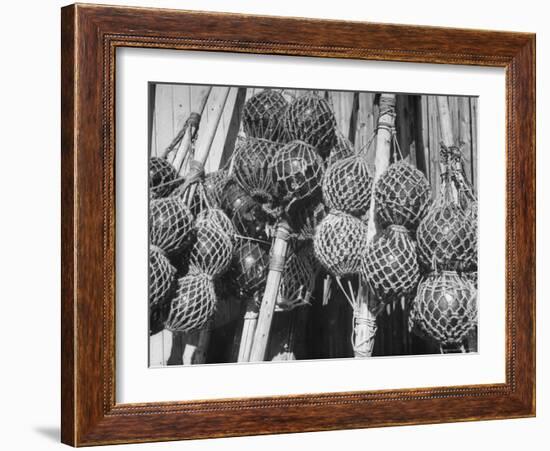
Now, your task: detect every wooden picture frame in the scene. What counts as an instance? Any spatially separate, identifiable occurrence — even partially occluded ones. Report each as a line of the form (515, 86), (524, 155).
(61, 3), (535, 446)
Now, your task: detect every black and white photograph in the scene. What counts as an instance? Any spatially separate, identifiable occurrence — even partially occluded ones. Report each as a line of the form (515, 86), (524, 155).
(148, 84), (478, 366)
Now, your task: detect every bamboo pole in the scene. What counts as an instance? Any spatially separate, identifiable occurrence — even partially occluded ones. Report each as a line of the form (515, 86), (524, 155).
(354, 93), (396, 357)
(436, 96), (461, 200)
(236, 296), (260, 362)
(219, 87), (247, 168)
(171, 87), (212, 174)
(176, 86), (231, 365)
(436, 96), (454, 148)
(249, 220), (292, 362)
(185, 87), (231, 176)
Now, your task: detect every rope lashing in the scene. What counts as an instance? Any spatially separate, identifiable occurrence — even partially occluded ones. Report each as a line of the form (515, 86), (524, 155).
(174, 159), (206, 198)
(267, 221), (291, 273)
(268, 254), (287, 273)
(352, 313), (378, 358)
(151, 158), (205, 192)
(244, 309), (259, 320)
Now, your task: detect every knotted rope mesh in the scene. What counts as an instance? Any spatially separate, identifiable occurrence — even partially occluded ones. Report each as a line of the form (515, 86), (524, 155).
(362, 225), (420, 302)
(188, 224), (234, 278)
(374, 160), (432, 231)
(242, 89), (288, 141)
(173, 170), (228, 217)
(416, 201), (477, 272)
(461, 270), (478, 289)
(466, 200), (478, 223)
(409, 271), (477, 345)
(313, 212), (368, 278)
(149, 197), (194, 254)
(203, 169), (229, 208)
(284, 93), (337, 159)
(149, 157), (178, 199)
(165, 270), (217, 333)
(233, 137), (281, 203)
(230, 239), (270, 298)
(270, 140), (324, 205)
(276, 247), (316, 311)
(459, 179), (478, 274)
(149, 246), (176, 308)
(322, 154), (373, 218)
(196, 208), (236, 242)
(326, 132), (355, 166)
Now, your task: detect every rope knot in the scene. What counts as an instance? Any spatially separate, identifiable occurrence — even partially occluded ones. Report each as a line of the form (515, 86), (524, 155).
(188, 112), (201, 128)
(150, 244), (167, 257)
(388, 224), (409, 234)
(268, 254), (286, 273)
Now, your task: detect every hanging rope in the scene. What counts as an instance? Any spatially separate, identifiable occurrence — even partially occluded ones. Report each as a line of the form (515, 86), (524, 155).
(161, 112), (201, 160)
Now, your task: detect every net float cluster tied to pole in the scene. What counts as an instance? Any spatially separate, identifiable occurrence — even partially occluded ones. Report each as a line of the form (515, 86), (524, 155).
(240, 91), (337, 361)
(362, 159), (432, 305)
(410, 142), (479, 349)
(147, 87), (238, 361)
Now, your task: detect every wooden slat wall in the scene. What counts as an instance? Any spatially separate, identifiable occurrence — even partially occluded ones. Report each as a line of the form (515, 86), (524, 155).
(148, 85), (479, 364)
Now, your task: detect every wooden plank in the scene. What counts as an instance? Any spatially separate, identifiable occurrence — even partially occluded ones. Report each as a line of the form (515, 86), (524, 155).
(411, 95), (428, 178)
(167, 85), (191, 164)
(220, 87), (247, 168)
(328, 91), (355, 137)
(470, 97), (479, 192)
(207, 88), (238, 173)
(347, 92), (359, 144)
(172, 87), (192, 145)
(427, 96), (441, 196)
(148, 83), (156, 158)
(448, 96), (459, 140)
(418, 95), (431, 183)
(153, 84), (175, 158)
(436, 96), (454, 147)
(395, 94), (412, 162)
(355, 92), (376, 155)
(191, 86), (232, 167)
(458, 96), (473, 184)
(170, 86), (212, 174)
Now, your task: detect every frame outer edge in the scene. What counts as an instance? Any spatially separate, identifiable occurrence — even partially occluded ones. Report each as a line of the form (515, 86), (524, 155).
(514, 35), (536, 415)
(61, 4), (77, 447)
(60, 4), (536, 446)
